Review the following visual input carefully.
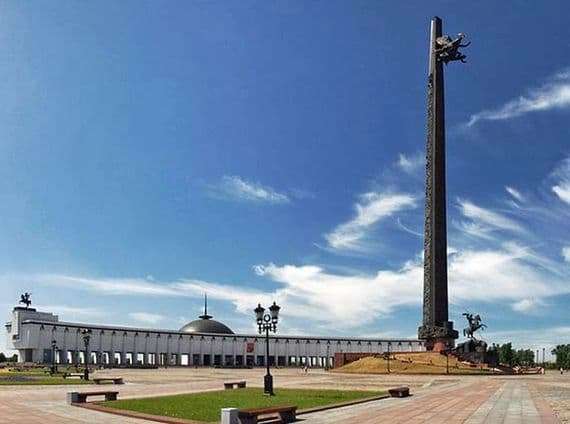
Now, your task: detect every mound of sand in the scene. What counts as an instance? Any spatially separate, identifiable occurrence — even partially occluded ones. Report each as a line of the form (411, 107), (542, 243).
(334, 352), (492, 375)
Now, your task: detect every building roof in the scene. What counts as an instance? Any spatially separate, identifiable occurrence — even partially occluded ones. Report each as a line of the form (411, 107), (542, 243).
(20, 319), (420, 343)
(179, 318), (234, 335)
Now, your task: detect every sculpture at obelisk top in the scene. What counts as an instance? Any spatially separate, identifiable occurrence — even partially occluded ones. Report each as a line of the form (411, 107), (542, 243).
(418, 17), (469, 351)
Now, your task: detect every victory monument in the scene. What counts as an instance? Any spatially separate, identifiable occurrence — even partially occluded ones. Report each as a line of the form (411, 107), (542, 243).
(418, 17), (469, 352)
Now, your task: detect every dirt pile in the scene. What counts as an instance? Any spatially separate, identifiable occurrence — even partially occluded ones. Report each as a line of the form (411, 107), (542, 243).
(334, 352), (494, 375)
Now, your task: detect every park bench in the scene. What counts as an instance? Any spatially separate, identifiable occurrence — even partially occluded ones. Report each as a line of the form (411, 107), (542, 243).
(66, 390), (119, 404)
(224, 380), (246, 389)
(93, 377), (124, 385)
(388, 386), (410, 398)
(63, 372), (85, 380)
(238, 405), (297, 424)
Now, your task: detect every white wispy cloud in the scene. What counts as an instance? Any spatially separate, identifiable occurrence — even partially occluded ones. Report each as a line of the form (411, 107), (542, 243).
(552, 158), (570, 205)
(511, 298), (544, 313)
(35, 305), (105, 320)
(255, 242), (567, 326)
(397, 153), (425, 174)
(37, 275), (182, 297)
(324, 192), (417, 251)
(173, 279), (272, 315)
(505, 186), (525, 203)
(449, 244), (565, 303)
(8, 236), (567, 333)
(457, 199), (525, 236)
(467, 70), (570, 126)
(208, 175), (290, 204)
(396, 218), (423, 238)
(128, 312), (165, 325)
(254, 261), (422, 324)
(562, 247), (570, 263)
(5, 154), (570, 343)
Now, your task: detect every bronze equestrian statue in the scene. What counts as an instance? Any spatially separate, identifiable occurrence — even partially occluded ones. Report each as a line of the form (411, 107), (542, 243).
(462, 312), (486, 339)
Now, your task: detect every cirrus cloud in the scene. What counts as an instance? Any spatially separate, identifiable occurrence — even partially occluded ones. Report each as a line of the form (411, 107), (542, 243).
(324, 191), (418, 251)
(467, 70), (570, 127)
(552, 158), (570, 205)
(457, 199), (525, 237)
(128, 312), (165, 325)
(207, 175), (290, 204)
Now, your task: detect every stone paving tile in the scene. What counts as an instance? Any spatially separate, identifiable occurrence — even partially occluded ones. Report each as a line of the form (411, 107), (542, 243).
(0, 368), (563, 423)
(300, 379), (499, 423)
(0, 368), (447, 423)
(467, 381), (543, 424)
(301, 378), (560, 423)
(528, 380), (563, 424)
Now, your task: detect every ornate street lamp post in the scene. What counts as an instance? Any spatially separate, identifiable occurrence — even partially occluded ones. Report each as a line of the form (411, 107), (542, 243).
(81, 329), (92, 381)
(51, 339), (58, 375)
(254, 302), (280, 396)
(443, 348), (450, 374)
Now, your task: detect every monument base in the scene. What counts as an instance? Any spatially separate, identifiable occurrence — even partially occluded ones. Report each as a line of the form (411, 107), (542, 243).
(424, 338), (455, 352)
(418, 321), (458, 352)
(454, 339), (496, 366)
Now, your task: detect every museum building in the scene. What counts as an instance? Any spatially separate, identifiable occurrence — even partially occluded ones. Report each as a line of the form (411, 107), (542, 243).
(6, 303), (425, 368)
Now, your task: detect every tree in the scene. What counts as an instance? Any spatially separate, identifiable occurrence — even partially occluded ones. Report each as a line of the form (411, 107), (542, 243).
(0, 353), (6, 363)
(552, 345), (570, 369)
(513, 349), (535, 366)
(498, 343), (515, 366)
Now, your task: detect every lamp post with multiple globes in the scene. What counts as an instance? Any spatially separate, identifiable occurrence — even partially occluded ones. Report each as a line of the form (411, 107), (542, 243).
(80, 329), (91, 381)
(50, 339), (58, 375)
(254, 302), (280, 396)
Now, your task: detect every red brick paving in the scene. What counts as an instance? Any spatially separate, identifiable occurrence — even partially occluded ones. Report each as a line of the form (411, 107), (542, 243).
(0, 368), (563, 423)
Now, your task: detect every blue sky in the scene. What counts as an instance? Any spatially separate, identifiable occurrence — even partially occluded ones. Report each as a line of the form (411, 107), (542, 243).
(2, 1), (570, 358)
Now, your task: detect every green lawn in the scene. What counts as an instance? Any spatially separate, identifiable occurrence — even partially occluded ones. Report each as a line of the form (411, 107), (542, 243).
(103, 388), (385, 422)
(0, 370), (92, 385)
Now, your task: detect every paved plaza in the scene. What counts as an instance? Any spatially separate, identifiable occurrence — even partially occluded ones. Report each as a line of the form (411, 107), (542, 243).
(0, 368), (565, 423)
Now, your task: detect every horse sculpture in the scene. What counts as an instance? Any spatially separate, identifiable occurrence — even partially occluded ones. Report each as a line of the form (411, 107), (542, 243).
(462, 312), (486, 339)
(19, 292), (32, 308)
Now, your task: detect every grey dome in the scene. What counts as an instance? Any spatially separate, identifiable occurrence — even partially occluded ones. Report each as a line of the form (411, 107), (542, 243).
(179, 318), (234, 335)
(179, 294), (234, 335)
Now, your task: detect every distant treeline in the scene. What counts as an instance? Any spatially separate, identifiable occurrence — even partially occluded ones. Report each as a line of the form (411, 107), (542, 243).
(487, 343), (535, 367)
(551, 344), (570, 369)
(0, 353), (18, 363)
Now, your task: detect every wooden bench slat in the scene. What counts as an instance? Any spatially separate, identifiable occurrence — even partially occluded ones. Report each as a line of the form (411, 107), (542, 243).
(238, 405), (297, 424)
(224, 380), (246, 389)
(67, 390), (119, 404)
(388, 386), (410, 398)
(93, 377), (124, 384)
(76, 391), (119, 396)
(238, 405), (297, 416)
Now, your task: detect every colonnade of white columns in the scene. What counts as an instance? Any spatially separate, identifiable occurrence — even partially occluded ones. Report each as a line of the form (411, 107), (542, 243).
(19, 321), (425, 366)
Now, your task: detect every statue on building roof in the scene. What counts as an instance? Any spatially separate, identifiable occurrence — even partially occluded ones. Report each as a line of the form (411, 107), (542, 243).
(19, 292), (32, 308)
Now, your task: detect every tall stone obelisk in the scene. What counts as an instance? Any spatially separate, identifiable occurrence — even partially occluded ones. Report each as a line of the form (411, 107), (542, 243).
(418, 17), (468, 351)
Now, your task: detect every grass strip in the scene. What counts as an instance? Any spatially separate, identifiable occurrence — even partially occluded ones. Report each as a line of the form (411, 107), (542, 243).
(103, 388), (385, 422)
